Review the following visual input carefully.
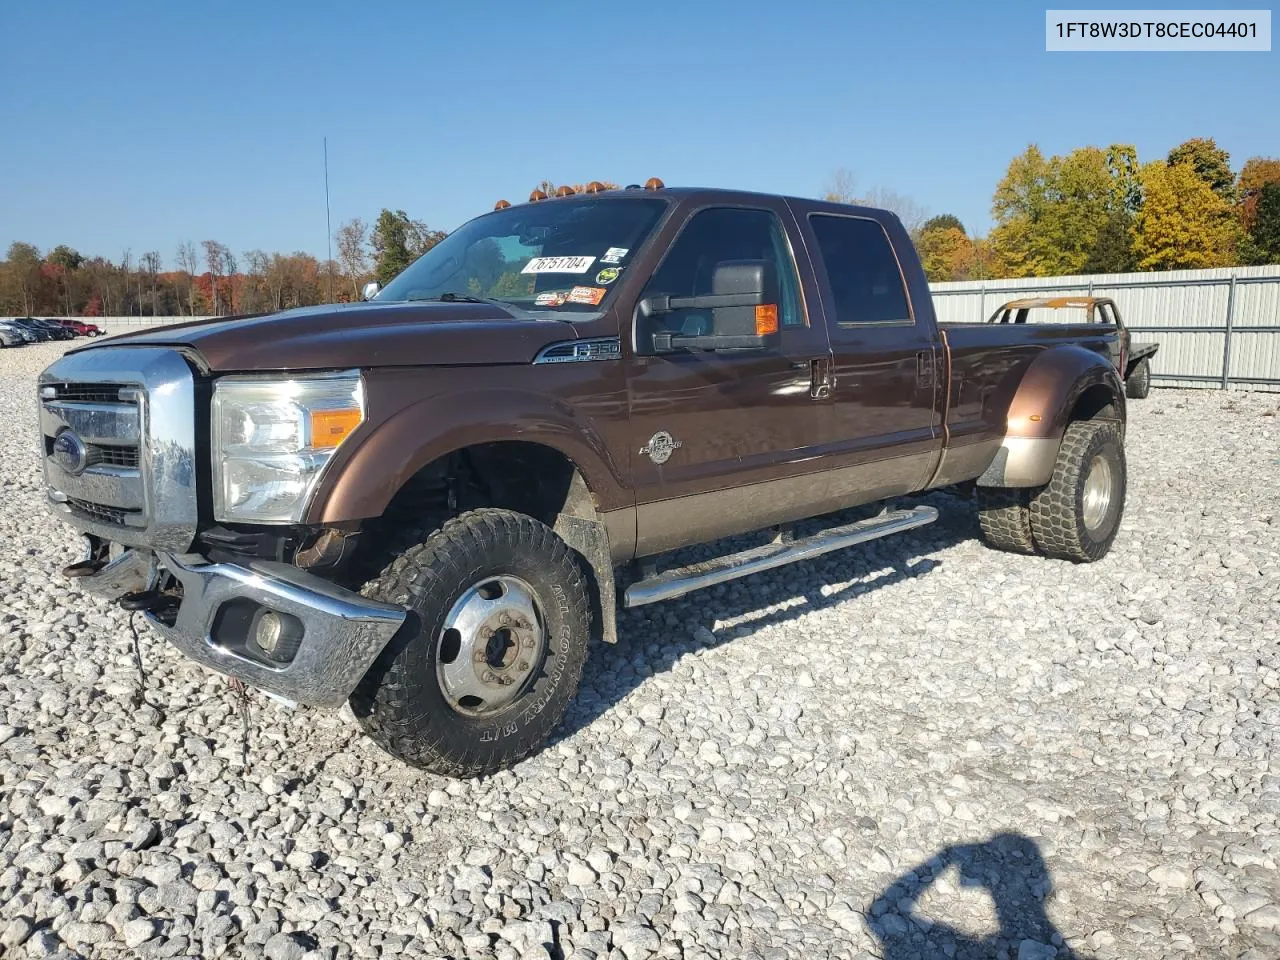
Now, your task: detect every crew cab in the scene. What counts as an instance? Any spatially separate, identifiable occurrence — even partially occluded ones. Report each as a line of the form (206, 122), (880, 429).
(39, 183), (1129, 776)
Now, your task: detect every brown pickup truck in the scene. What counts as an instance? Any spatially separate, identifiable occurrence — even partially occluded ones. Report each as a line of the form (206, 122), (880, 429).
(39, 183), (1129, 776)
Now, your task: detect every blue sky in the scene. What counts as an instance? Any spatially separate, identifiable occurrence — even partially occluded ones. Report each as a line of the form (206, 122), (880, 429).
(0, 1), (1274, 264)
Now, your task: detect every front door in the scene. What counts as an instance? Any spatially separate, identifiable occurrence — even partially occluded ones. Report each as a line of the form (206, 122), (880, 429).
(624, 203), (834, 556)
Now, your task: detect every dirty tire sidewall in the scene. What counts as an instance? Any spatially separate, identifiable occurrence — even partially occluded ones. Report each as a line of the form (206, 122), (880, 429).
(976, 486), (1039, 555)
(351, 508), (591, 778)
(1126, 359), (1151, 400)
(1030, 421), (1126, 562)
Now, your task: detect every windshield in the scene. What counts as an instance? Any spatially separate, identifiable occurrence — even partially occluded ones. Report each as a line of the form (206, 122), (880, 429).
(376, 197), (668, 314)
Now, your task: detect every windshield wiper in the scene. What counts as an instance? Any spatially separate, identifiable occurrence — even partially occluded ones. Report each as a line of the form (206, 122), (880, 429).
(407, 292), (537, 320)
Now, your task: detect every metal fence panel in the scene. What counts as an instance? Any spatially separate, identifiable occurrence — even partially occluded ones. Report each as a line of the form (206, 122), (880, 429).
(930, 266), (1280, 391)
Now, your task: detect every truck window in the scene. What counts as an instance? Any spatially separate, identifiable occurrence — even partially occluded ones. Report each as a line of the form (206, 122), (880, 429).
(808, 214), (911, 325)
(636, 207), (804, 354)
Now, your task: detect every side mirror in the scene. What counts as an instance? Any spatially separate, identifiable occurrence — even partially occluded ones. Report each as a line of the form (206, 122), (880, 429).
(362, 281), (381, 301)
(641, 260), (781, 353)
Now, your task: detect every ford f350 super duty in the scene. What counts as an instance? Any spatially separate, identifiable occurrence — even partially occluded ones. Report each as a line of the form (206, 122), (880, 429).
(39, 182), (1129, 776)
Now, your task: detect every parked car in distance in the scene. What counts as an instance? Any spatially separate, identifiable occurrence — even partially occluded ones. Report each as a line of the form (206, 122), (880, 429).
(987, 297), (1160, 400)
(0, 322), (26, 347)
(51, 318), (104, 337)
(32, 317), (76, 341)
(42, 182), (1132, 777)
(9, 318), (52, 342)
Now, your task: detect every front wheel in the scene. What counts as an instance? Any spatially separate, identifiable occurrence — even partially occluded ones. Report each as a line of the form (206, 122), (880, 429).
(1029, 421), (1126, 562)
(1126, 359), (1151, 399)
(350, 508), (592, 777)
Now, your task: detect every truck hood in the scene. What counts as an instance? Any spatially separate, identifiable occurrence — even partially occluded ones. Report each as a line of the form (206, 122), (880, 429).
(78, 302), (582, 372)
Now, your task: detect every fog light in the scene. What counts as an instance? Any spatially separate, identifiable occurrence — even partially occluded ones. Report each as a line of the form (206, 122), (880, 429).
(251, 609), (302, 663)
(256, 611), (285, 654)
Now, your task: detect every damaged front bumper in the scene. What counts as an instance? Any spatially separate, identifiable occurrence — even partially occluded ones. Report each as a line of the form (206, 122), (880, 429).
(72, 538), (407, 708)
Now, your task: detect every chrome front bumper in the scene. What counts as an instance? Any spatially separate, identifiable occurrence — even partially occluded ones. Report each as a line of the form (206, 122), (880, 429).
(76, 545), (407, 708)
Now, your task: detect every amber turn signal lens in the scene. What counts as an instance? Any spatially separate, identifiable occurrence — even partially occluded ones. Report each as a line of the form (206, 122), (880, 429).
(555, 186), (575, 197)
(644, 177), (665, 191)
(309, 408), (363, 449)
(494, 199), (511, 210)
(755, 304), (779, 336)
(529, 189), (548, 202)
(585, 181), (606, 193)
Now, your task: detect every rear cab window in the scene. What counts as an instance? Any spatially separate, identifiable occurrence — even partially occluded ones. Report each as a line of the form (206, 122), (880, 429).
(808, 214), (913, 328)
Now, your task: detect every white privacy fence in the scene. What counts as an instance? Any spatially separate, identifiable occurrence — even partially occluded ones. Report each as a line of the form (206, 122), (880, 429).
(10, 266), (1280, 390)
(931, 265), (1280, 391)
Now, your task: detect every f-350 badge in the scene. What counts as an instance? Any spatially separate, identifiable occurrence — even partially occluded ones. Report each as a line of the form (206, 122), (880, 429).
(641, 431), (682, 465)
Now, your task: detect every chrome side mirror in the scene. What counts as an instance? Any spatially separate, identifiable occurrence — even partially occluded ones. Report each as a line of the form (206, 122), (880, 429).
(362, 281), (381, 301)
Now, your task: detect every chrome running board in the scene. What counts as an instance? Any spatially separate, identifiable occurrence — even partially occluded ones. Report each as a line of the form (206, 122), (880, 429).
(623, 506), (938, 608)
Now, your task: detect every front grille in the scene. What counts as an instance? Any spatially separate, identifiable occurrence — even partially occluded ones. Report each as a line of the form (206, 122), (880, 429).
(42, 382), (133, 403)
(90, 444), (139, 468)
(67, 498), (138, 526)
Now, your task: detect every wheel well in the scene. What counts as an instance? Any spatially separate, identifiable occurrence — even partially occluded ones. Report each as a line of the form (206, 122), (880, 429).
(381, 441), (592, 528)
(1070, 384), (1121, 424)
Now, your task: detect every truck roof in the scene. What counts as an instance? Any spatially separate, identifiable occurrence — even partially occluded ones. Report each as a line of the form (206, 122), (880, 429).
(1000, 296), (1115, 310)
(500, 185), (899, 221)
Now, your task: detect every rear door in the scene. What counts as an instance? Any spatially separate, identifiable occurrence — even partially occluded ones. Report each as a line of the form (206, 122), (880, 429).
(624, 201), (835, 555)
(794, 211), (943, 495)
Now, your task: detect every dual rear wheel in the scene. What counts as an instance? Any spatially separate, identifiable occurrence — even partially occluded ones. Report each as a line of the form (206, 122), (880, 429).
(977, 420), (1126, 563)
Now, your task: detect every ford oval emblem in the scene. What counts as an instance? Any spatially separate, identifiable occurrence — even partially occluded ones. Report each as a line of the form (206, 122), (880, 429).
(52, 430), (90, 476)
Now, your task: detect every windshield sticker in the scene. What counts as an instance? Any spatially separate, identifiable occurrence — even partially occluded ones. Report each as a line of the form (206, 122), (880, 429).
(521, 255), (596, 275)
(601, 247), (629, 264)
(567, 286), (608, 306)
(535, 291), (568, 307)
(595, 267), (621, 285)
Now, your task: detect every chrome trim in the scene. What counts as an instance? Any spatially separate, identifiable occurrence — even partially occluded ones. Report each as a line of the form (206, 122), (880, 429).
(533, 337), (622, 364)
(40, 401), (140, 444)
(624, 506), (938, 607)
(145, 553), (407, 708)
(39, 347), (198, 552)
(975, 437), (1060, 488)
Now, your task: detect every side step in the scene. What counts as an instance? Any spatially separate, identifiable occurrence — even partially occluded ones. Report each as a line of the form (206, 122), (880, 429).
(623, 505), (938, 608)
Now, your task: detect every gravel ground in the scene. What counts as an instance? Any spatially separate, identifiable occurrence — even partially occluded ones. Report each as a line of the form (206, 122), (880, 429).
(1, 340), (1277, 960)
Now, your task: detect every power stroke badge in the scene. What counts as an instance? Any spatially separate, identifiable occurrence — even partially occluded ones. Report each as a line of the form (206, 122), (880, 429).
(640, 431), (682, 465)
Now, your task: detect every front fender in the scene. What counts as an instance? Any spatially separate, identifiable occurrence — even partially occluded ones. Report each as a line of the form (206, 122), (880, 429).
(309, 385), (630, 524)
(978, 346), (1125, 488)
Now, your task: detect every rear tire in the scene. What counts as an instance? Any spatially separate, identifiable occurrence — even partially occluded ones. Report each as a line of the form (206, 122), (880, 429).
(351, 508), (591, 777)
(1126, 359), (1151, 399)
(976, 486), (1038, 555)
(1029, 421), (1125, 562)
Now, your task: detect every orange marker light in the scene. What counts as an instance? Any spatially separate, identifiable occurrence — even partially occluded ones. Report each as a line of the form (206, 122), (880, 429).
(494, 199), (511, 210)
(309, 408), (363, 449)
(555, 186), (575, 197)
(644, 177), (665, 191)
(755, 304), (779, 336)
(529, 189), (548, 202)
(585, 181), (606, 193)
(1029, 414), (1042, 422)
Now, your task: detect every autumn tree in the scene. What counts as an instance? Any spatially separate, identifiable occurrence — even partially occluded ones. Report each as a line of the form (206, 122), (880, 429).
(920, 214), (965, 235)
(1132, 161), (1239, 270)
(822, 168), (858, 205)
(3, 242), (43, 314)
(1238, 157), (1280, 232)
(371, 210), (418, 285)
(335, 218), (371, 298)
(1168, 137), (1236, 203)
(1240, 183), (1280, 265)
(176, 242), (200, 315)
(140, 251), (162, 316)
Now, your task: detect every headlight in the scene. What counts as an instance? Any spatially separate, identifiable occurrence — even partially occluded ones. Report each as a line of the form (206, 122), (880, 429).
(212, 371), (365, 523)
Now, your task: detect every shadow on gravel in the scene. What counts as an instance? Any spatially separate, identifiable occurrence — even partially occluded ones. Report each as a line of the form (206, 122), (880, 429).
(557, 489), (975, 741)
(867, 833), (1086, 960)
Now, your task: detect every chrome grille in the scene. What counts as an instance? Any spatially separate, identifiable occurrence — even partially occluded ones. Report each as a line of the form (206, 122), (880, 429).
(39, 348), (198, 552)
(41, 382), (133, 403)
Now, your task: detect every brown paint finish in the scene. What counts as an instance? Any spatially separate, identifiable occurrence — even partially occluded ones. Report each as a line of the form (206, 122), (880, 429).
(77, 187), (1131, 565)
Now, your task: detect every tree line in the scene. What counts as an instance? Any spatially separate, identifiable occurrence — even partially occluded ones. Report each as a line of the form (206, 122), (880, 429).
(859, 137), (1278, 282)
(2, 156), (1276, 317)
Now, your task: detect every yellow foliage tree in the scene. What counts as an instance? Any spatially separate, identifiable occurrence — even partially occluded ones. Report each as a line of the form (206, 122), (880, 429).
(1132, 162), (1240, 270)
(916, 226), (972, 282)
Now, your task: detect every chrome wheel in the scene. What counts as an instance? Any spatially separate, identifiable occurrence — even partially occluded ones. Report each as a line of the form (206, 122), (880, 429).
(437, 575), (546, 717)
(1081, 454), (1113, 531)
